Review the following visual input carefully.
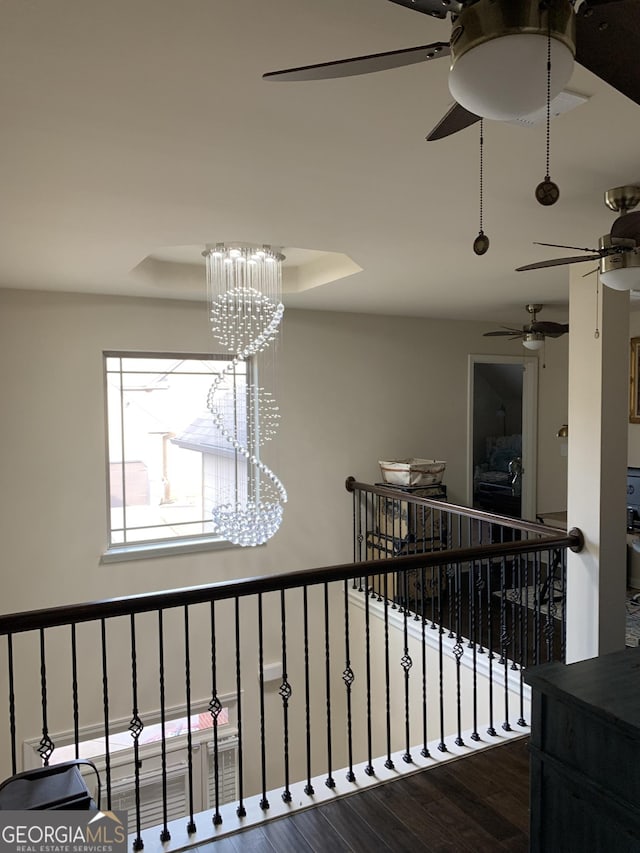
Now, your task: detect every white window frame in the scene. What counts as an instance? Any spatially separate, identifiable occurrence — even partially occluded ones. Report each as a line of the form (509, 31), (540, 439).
(102, 351), (251, 562)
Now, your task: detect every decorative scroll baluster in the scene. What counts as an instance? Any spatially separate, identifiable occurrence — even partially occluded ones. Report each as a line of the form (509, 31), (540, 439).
(342, 580), (355, 782)
(158, 610), (170, 842)
(420, 568), (430, 759)
(209, 602), (223, 826)
(129, 614), (144, 852)
(183, 606), (196, 834)
(323, 583), (335, 789)
(234, 597), (246, 817)
(401, 570), (413, 764)
(279, 590), (293, 802)
(453, 561), (465, 747)
(71, 624), (79, 759)
(38, 629), (54, 765)
(100, 619), (112, 810)
(257, 594), (269, 811)
(302, 587), (314, 795)
(7, 634), (16, 775)
(383, 572), (394, 769)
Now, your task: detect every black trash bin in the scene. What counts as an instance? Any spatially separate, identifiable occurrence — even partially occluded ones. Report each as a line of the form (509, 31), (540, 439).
(0, 760), (100, 810)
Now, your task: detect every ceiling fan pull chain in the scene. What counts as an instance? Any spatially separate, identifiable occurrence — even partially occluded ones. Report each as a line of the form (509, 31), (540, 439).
(473, 120), (490, 255)
(535, 7), (560, 207)
(595, 274), (600, 339)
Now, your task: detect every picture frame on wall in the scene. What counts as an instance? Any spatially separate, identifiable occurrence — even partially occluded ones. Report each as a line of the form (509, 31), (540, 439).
(631, 337), (640, 423)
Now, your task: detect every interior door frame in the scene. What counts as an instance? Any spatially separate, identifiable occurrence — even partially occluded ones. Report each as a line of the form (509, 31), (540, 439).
(467, 354), (538, 521)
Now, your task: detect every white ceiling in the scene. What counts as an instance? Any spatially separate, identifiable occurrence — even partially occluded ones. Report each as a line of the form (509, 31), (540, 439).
(1, 0), (639, 327)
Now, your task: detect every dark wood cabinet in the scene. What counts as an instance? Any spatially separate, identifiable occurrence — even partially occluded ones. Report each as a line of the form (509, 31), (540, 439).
(525, 648), (640, 853)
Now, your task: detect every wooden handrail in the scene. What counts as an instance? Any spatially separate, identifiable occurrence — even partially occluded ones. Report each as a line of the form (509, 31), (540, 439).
(0, 529), (582, 636)
(345, 476), (558, 536)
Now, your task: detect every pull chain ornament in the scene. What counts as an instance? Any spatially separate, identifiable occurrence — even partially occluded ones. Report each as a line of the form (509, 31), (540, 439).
(536, 9), (560, 206)
(473, 120), (490, 255)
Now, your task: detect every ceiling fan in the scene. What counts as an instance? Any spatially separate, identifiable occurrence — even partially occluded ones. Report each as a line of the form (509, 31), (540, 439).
(483, 304), (569, 349)
(262, 0), (640, 141)
(516, 185), (640, 290)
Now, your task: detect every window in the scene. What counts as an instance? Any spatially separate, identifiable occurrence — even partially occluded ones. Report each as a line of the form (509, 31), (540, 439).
(104, 352), (249, 557)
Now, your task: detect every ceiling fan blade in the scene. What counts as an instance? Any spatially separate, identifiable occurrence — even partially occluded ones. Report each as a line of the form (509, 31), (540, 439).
(576, 0), (640, 108)
(611, 211), (640, 241)
(533, 241), (600, 253)
(532, 321), (569, 337)
(426, 102), (481, 141)
(516, 254), (602, 271)
(483, 329), (523, 337)
(387, 0), (464, 18)
(263, 42), (450, 82)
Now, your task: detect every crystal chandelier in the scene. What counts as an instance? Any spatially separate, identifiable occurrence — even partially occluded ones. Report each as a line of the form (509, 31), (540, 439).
(204, 244), (287, 546)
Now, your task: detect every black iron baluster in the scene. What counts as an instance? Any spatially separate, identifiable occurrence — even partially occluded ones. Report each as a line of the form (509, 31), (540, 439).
(477, 551), (486, 656)
(7, 634), (16, 775)
(533, 551), (541, 666)
(453, 560), (465, 747)
(401, 570), (413, 764)
(447, 562), (455, 639)
(342, 580), (356, 782)
(470, 560), (480, 743)
(129, 614), (144, 851)
(158, 610), (171, 842)
(420, 567), (430, 759)
(383, 571), (395, 769)
(510, 558), (519, 671)
(209, 601), (223, 826)
(486, 558), (497, 737)
(324, 582), (335, 789)
(517, 555), (527, 728)
(184, 606), (196, 834)
(364, 572), (374, 776)
(100, 619), (112, 810)
(545, 550), (560, 662)
(436, 566), (447, 753)
(560, 550), (567, 662)
(499, 557), (512, 733)
(280, 589), (293, 802)
(38, 629), (54, 765)
(71, 624), (79, 759)
(234, 597), (246, 816)
(257, 594), (269, 811)
(303, 586), (314, 795)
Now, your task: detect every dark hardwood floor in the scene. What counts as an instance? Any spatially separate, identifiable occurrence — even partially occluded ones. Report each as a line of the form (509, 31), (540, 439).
(197, 739), (530, 853)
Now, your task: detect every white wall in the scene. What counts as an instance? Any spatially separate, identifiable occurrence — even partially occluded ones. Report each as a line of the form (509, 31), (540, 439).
(0, 287), (568, 782)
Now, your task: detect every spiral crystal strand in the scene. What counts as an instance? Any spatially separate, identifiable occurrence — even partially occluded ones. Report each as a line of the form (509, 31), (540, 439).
(205, 244), (287, 546)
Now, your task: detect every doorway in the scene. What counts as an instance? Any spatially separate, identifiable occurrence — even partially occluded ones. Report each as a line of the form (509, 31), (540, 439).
(467, 355), (538, 520)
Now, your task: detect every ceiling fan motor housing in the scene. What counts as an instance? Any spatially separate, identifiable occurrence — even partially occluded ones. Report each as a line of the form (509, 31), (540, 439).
(448, 0), (576, 120)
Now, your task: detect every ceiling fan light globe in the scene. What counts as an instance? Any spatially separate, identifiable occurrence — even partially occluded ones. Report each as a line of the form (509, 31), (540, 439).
(600, 250), (640, 291)
(600, 268), (639, 291)
(448, 34), (574, 121)
(522, 333), (544, 351)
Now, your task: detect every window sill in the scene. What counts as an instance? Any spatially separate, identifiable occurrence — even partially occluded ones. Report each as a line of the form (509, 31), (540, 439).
(101, 536), (240, 564)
